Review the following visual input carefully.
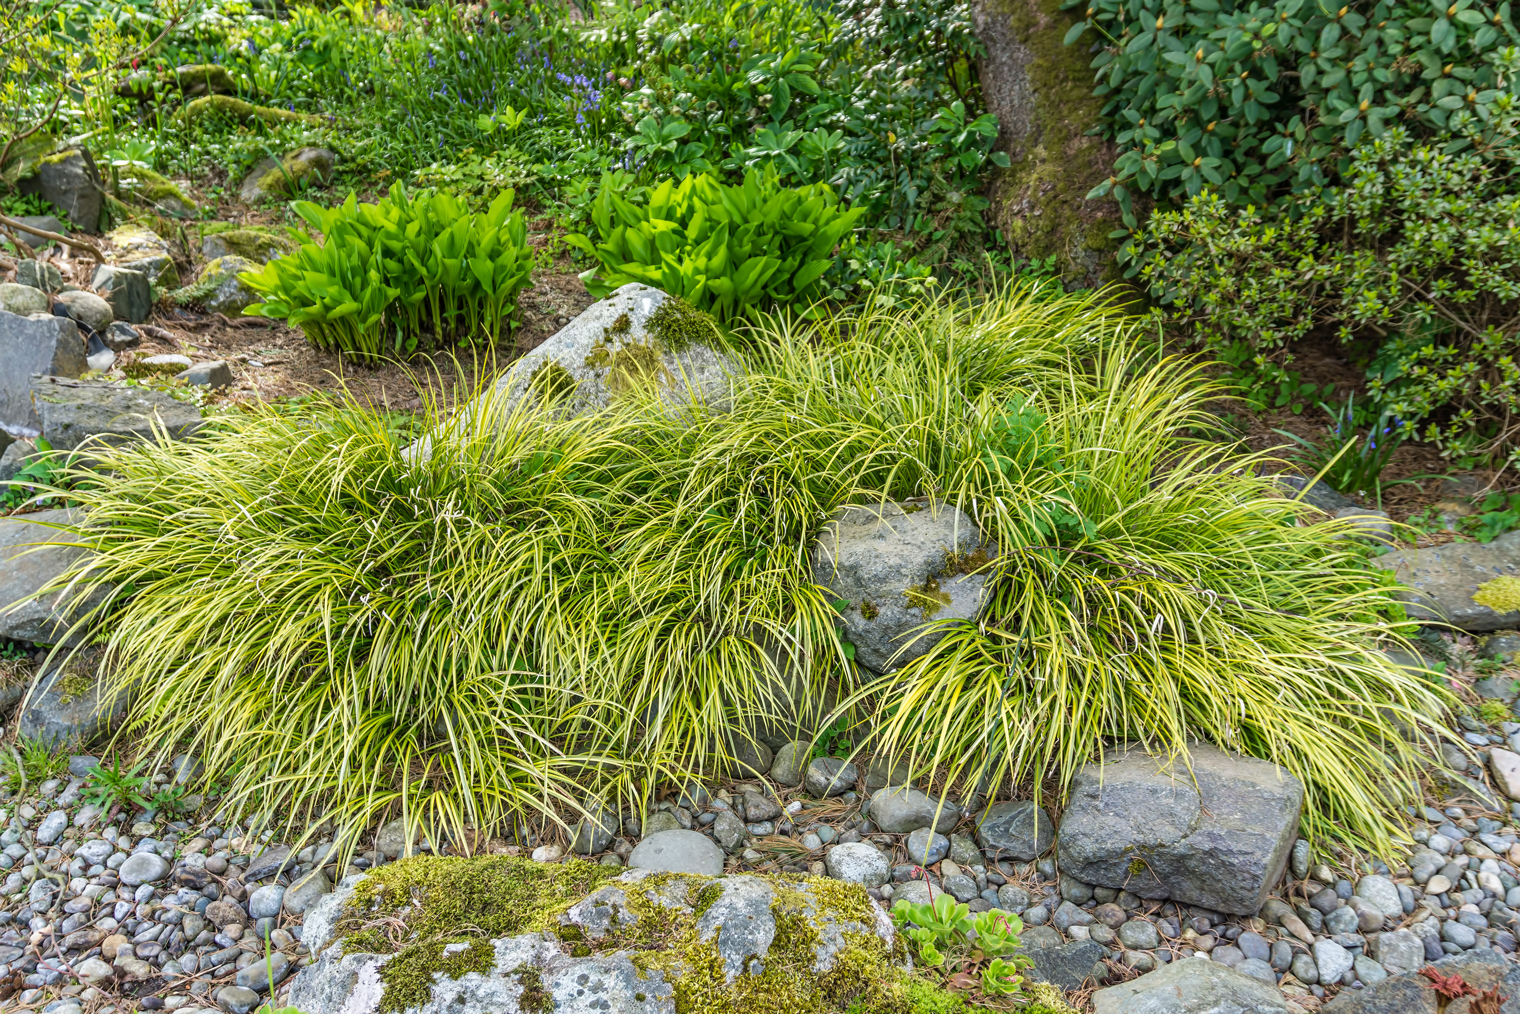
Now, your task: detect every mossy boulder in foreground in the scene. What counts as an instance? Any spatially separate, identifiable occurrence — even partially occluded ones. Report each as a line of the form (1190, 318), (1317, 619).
(287, 855), (935, 1014)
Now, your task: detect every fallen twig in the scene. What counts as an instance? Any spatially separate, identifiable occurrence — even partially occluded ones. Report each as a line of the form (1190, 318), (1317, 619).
(0, 213), (103, 263)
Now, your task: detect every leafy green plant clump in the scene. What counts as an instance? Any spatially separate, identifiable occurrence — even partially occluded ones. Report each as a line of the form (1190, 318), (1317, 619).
(58, 288), (1443, 853)
(891, 893), (1032, 999)
(241, 184), (534, 363)
(567, 169), (863, 321)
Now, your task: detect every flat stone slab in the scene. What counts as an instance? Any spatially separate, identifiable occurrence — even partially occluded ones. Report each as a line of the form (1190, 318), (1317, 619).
(0, 311), (86, 434)
(1374, 531), (1520, 631)
(1092, 956), (1288, 1014)
(1057, 743), (1303, 916)
(0, 508), (109, 644)
(29, 376), (202, 450)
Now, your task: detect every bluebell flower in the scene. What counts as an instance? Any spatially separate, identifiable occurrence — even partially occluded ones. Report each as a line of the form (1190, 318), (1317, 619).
(429, 53), (436, 68)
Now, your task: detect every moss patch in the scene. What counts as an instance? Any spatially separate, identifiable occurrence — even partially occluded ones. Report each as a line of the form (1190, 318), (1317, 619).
(903, 577), (952, 618)
(55, 672), (94, 706)
(529, 359), (578, 405)
(646, 295), (721, 353)
(171, 64), (235, 96)
(336, 855), (620, 1013)
(980, 0), (1122, 286)
(202, 228), (297, 263)
(119, 167), (194, 211)
(176, 95), (321, 126)
(1474, 577), (1520, 613)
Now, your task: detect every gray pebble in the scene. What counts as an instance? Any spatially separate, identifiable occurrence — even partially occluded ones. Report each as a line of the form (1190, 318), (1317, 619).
(904, 828), (949, 865)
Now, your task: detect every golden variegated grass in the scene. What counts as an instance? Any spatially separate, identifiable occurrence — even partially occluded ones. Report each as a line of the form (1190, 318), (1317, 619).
(50, 282), (1445, 854)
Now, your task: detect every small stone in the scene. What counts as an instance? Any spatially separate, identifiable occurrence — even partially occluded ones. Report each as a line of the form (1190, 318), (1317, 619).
(1291, 951), (1319, 985)
(1118, 919), (1160, 950)
(1290, 839), (1311, 880)
(1353, 953), (1388, 987)
(1354, 873), (1403, 920)
(769, 742), (808, 787)
(35, 810), (67, 845)
(905, 828), (949, 865)
(975, 800), (1055, 861)
(826, 842), (890, 887)
(74, 956), (112, 983)
(54, 290), (114, 332)
(867, 786), (959, 834)
(1052, 900), (1095, 931)
(90, 266), (151, 324)
(1313, 939), (1353, 983)
(626, 830), (724, 876)
(710, 812), (747, 851)
(216, 984), (260, 1014)
(1060, 874), (1094, 905)
(570, 804), (617, 855)
(247, 885), (284, 920)
(0, 283), (49, 315)
(1427, 874), (1453, 896)
(1442, 919), (1478, 948)
(1091, 903), (1126, 929)
(1491, 749), (1520, 802)
(1023, 904), (1049, 926)
(1236, 931), (1270, 963)
(234, 951), (290, 991)
(804, 757), (857, 797)
(944, 874), (979, 902)
(997, 884), (1030, 913)
(118, 853), (169, 886)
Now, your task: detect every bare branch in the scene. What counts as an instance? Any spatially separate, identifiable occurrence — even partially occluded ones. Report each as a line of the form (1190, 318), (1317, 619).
(0, 213), (104, 263)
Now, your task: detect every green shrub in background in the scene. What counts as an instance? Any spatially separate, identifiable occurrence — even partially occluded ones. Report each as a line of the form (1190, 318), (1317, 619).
(1140, 128), (1520, 463)
(566, 169), (864, 321)
(1065, 0), (1520, 226)
(242, 185), (534, 364)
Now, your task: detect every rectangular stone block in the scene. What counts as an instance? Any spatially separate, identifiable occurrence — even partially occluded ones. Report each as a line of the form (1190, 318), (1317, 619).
(91, 265), (152, 324)
(29, 375), (202, 450)
(1056, 743), (1304, 916)
(0, 310), (86, 435)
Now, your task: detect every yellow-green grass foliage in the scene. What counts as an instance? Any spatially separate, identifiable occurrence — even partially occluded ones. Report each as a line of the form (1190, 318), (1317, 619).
(51, 285), (1444, 853)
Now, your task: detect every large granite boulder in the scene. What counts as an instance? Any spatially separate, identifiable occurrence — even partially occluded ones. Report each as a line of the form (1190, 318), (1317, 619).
(0, 312), (86, 434)
(406, 284), (736, 462)
(30, 376), (202, 450)
(1374, 532), (1520, 631)
(811, 500), (995, 672)
(16, 649), (126, 746)
(288, 858), (903, 1014)
(18, 149), (104, 233)
(1056, 743), (1303, 916)
(1320, 946), (1520, 1012)
(1092, 956), (1288, 1014)
(0, 509), (110, 645)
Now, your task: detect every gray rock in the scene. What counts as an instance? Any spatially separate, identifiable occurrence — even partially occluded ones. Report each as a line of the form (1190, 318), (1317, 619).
(1354, 874), (1403, 920)
(892, 879), (935, 907)
(943, 874), (979, 902)
(1441, 918), (1478, 948)
(725, 738), (772, 778)
(1092, 956), (1290, 1014)
(193, 256), (261, 315)
(571, 804), (617, 855)
(642, 811), (683, 836)
(178, 361), (234, 389)
(1117, 919), (1160, 950)
(975, 800), (1054, 861)
(1318, 947), (1520, 1012)
(1236, 957), (1278, 984)
(283, 869), (332, 915)
(19, 149), (103, 234)
(1374, 531), (1520, 631)
(1291, 952), (1319, 985)
(243, 844), (294, 882)
(1335, 507), (1395, 545)
(1025, 937), (1106, 991)
(904, 828), (949, 865)
(0, 310), (85, 433)
(117, 852), (170, 886)
(740, 791), (780, 822)
(375, 817), (416, 858)
(769, 741), (809, 787)
(1483, 633), (1520, 661)
(1060, 874), (1093, 905)
(406, 284), (736, 463)
(1323, 905), (1360, 936)
(90, 265), (151, 324)
(216, 984), (261, 1013)
(864, 755), (911, 790)
(996, 883), (1029, 912)
(1353, 953), (1388, 987)
(627, 830), (724, 875)
(805, 756), (857, 797)
(54, 290), (113, 332)
(238, 147), (337, 203)
(0, 437), (32, 482)
(710, 812), (747, 851)
(948, 833), (983, 867)
(248, 884), (285, 919)
(35, 809), (67, 844)
(1274, 474), (1358, 513)
(1052, 900), (1094, 931)
(16, 651), (124, 746)
(1314, 939), (1354, 983)
(14, 218), (66, 253)
(825, 842), (890, 887)
(103, 322), (140, 352)
(1370, 927), (1425, 975)
(0, 283), (49, 315)
(235, 950), (291, 992)
(868, 786), (959, 834)
(30, 375), (202, 450)
(1056, 743), (1304, 915)
(1291, 839), (1311, 880)
(810, 500), (994, 672)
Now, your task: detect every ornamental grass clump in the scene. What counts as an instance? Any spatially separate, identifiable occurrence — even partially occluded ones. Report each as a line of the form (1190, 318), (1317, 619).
(53, 285), (1444, 854)
(241, 184), (534, 364)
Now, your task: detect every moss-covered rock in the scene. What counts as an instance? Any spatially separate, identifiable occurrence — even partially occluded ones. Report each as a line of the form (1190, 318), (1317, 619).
(971, 0), (1122, 287)
(167, 256), (259, 314)
(105, 224), (180, 289)
(238, 147), (338, 204)
(172, 64), (236, 97)
(176, 95), (321, 127)
(200, 226), (297, 264)
(116, 166), (196, 217)
(287, 856), (939, 1014)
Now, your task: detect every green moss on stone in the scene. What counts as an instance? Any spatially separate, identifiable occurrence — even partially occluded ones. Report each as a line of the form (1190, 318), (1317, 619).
(120, 167), (193, 209)
(903, 577), (952, 618)
(529, 359), (578, 405)
(177, 95), (320, 126)
(646, 295), (720, 353)
(336, 855), (620, 1013)
(202, 228), (296, 263)
(981, 0), (1121, 285)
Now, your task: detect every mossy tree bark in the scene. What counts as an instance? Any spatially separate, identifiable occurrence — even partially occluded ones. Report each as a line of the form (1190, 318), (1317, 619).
(973, 0), (1122, 288)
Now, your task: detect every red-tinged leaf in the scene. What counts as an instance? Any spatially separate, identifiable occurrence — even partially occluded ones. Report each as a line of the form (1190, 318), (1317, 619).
(1419, 966), (1478, 999)
(944, 972), (979, 991)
